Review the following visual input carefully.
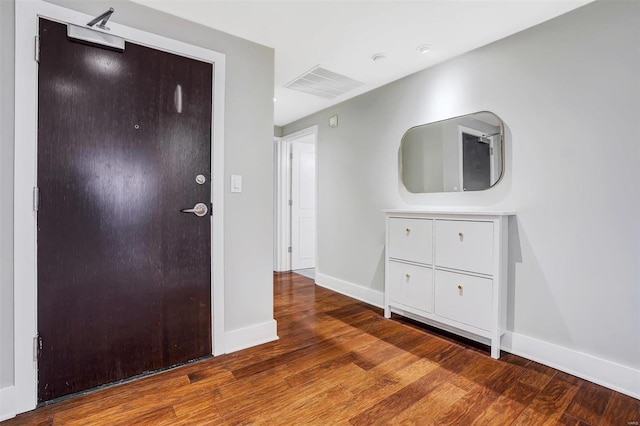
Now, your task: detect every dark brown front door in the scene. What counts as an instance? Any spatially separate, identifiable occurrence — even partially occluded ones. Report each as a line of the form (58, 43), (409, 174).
(37, 18), (213, 402)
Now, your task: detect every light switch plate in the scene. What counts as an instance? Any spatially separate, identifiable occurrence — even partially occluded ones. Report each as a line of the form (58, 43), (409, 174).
(231, 175), (242, 193)
(329, 115), (338, 128)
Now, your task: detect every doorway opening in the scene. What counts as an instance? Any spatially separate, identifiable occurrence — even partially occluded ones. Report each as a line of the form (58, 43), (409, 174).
(13, 0), (226, 413)
(457, 125), (501, 191)
(274, 126), (317, 276)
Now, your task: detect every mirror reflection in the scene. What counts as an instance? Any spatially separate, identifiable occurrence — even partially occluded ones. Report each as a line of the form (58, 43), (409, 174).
(400, 111), (504, 193)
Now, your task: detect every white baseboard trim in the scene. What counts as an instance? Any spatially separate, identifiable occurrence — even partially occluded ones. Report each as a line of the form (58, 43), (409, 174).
(502, 331), (640, 399)
(315, 273), (384, 308)
(224, 319), (279, 354)
(0, 385), (16, 421)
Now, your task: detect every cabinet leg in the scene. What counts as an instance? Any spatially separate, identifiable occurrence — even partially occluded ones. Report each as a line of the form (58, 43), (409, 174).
(384, 306), (391, 318)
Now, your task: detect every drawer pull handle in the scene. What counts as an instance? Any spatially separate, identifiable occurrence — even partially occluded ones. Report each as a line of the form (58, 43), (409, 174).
(458, 232), (464, 241)
(457, 285), (463, 295)
(405, 273), (411, 279)
(406, 228), (411, 234)
(457, 285), (463, 290)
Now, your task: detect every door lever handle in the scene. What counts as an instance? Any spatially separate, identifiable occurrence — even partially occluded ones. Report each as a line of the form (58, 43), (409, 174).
(180, 202), (208, 217)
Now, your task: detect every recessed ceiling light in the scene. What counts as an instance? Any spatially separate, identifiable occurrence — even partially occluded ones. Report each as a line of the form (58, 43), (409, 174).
(371, 53), (387, 62)
(417, 44), (432, 54)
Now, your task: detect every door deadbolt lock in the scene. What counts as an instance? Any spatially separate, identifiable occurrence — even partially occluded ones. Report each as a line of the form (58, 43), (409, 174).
(195, 174), (206, 185)
(180, 202), (208, 217)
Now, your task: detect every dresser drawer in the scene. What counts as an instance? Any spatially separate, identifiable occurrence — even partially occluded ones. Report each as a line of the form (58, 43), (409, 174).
(388, 218), (433, 264)
(434, 270), (492, 331)
(435, 220), (493, 274)
(388, 261), (433, 313)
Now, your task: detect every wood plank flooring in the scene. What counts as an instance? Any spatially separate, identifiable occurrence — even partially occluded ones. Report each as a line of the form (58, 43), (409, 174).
(3, 272), (638, 425)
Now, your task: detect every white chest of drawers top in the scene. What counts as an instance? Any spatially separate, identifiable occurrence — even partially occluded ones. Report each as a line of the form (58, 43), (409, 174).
(383, 209), (514, 359)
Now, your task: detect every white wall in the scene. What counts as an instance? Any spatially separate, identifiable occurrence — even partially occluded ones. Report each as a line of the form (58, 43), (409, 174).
(2, 0), (275, 417)
(284, 0), (640, 396)
(441, 121), (459, 192)
(0, 0), (16, 391)
(401, 125), (444, 193)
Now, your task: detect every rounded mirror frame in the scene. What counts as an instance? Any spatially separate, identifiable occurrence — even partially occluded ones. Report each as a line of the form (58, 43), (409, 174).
(400, 111), (505, 193)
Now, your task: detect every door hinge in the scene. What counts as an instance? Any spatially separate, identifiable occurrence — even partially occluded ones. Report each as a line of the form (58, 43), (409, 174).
(33, 187), (39, 211)
(288, 199), (292, 206)
(288, 246), (292, 253)
(490, 147), (494, 155)
(33, 334), (42, 361)
(289, 153), (293, 160)
(34, 35), (40, 63)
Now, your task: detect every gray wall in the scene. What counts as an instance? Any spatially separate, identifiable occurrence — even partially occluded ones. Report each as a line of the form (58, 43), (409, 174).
(284, 0), (640, 371)
(1, 0), (275, 393)
(0, 0), (15, 389)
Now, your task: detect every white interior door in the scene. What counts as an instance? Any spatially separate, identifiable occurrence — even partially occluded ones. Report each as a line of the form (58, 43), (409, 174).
(291, 140), (316, 270)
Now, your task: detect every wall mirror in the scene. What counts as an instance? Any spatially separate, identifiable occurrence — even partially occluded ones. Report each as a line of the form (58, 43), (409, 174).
(400, 111), (504, 193)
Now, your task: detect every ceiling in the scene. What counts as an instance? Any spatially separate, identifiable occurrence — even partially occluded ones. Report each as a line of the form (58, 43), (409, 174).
(132, 0), (592, 126)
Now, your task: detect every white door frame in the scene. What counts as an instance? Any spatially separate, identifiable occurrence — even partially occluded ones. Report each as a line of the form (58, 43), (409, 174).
(273, 136), (288, 272)
(11, 0), (226, 416)
(274, 133), (294, 272)
(274, 126), (317, 272)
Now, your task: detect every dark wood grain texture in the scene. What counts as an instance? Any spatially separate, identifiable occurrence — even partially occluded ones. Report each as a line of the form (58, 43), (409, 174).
(37, 18), (212, 402)
(3, 272), (638, 425)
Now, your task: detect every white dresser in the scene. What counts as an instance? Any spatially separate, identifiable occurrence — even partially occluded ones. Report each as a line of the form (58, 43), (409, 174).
(384, 210), (514, 358)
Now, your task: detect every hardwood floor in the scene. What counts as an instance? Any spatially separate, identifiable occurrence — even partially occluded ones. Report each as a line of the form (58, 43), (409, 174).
(3, 272), (638, 425)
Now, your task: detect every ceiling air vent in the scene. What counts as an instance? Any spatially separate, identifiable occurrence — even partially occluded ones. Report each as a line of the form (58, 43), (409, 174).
(284, 66), (364, 99)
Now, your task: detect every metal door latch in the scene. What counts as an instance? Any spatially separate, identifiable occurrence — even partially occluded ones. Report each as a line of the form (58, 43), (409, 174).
(180, 202), (208, 217)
